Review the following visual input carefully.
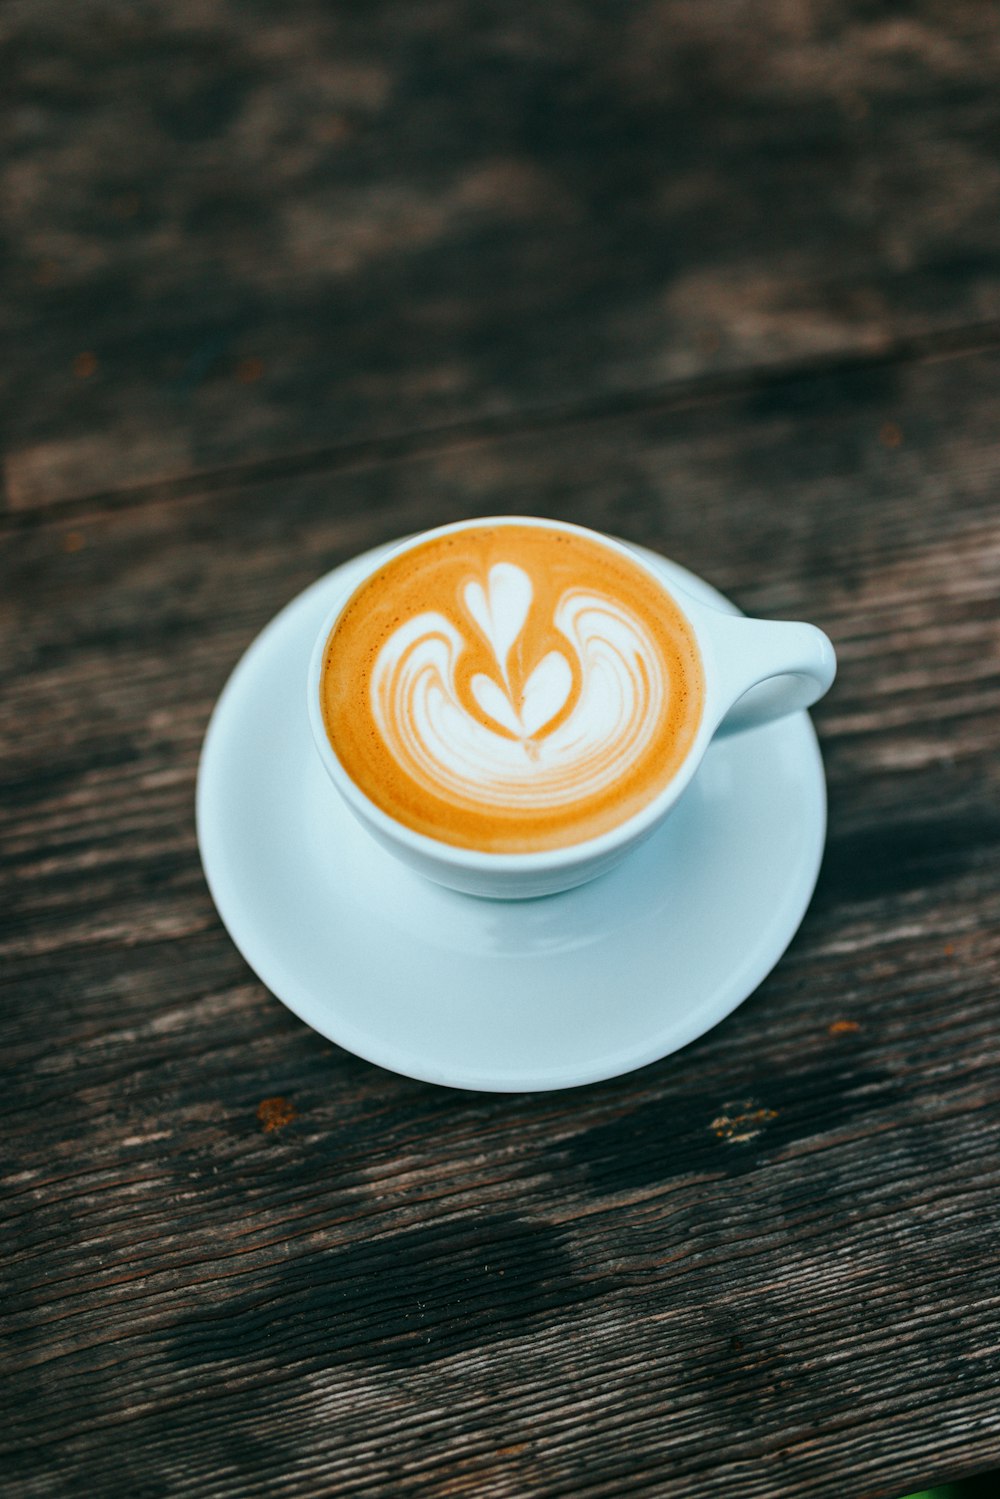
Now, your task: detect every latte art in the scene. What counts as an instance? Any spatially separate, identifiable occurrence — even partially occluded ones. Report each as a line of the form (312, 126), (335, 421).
(372, 564), (667, 809)
(320, 524), (704, 852)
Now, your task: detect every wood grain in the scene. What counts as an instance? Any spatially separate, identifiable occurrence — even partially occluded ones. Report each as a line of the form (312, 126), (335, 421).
(3, 342), (1000, 1497)
(4, 0), (1000, 507)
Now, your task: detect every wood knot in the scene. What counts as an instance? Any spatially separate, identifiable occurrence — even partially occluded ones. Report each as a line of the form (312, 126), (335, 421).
(710, 1100), (778, 1144)
(828, 1019), (861, 1036)
(257, 1096), (298, 1133)
(235, 356), (265, 384)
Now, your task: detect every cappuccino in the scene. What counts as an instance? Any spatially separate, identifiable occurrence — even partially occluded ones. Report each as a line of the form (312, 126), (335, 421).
(319, 522), (704, 853)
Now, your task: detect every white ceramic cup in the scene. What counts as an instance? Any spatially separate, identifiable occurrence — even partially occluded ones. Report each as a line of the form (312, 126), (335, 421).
(307, 516), (836, 899)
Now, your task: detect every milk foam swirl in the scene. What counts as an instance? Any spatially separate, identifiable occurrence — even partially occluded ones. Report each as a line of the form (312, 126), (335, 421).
(370, 563), (667, 811)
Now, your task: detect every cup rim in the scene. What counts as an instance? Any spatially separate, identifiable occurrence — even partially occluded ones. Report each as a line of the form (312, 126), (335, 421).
(306, 515), (721, 873)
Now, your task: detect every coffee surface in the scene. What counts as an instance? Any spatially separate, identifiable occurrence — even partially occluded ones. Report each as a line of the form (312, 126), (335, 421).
(320, 524), (704, 852)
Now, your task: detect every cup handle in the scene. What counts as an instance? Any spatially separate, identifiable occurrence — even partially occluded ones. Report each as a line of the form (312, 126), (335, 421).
(693, 608), (837, 735)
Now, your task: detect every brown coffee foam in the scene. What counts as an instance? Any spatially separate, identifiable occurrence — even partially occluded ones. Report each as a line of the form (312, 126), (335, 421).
(320, 525), (704, 852)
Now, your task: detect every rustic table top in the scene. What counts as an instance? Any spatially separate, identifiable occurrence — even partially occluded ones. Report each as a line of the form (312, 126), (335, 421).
(4, 4), (1000, 1496)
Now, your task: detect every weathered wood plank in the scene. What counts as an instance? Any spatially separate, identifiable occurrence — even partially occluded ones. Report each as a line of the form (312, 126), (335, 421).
(4, 0), (1000, 507)
(2, 344), (1000, 1495)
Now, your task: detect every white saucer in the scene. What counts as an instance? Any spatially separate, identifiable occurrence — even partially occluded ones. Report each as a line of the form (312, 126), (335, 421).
(196, 544), (827, 1092)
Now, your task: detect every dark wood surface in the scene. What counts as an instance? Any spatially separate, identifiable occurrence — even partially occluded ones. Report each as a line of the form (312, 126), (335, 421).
(3, 4), (1000, 1496)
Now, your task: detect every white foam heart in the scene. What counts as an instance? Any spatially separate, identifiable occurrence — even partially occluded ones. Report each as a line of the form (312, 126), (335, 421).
(470, 650), (572, 740)
(464, 563), (532, 682)
(470, 672), (523, 736)
(518, 650), (573, 737)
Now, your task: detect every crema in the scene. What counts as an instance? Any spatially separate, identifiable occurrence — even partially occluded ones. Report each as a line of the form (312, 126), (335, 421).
(319, 523), (704, 852)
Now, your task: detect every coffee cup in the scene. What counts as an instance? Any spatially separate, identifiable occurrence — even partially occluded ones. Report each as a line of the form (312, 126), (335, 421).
(307, 516), (835, 898)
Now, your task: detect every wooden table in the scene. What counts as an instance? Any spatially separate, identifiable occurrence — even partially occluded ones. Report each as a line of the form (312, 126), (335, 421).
(4, 4), (1000, 1495)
